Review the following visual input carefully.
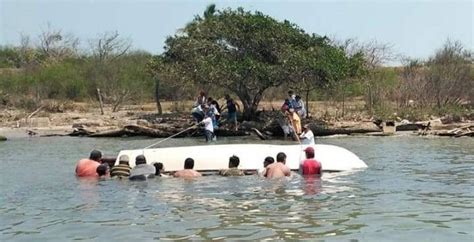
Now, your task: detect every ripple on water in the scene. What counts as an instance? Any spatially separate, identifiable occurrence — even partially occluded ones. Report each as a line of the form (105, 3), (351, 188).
(1, 136), (473, 240)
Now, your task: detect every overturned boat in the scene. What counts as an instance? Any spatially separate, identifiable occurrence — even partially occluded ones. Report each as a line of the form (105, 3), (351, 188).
(115, 144), (367, 172)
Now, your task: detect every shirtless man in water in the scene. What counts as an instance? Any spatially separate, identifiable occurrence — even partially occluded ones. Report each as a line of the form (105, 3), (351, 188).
(174, 158), (202, 178)
(265, 152), (291, 178)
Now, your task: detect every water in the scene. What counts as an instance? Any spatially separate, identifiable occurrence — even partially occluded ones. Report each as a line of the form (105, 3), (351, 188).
(1, 135), (473, 241)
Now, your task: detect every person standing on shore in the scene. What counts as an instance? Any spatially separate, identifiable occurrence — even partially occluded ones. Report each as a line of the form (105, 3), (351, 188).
(223, 94), (240, 131)
(295, 95), (306, 118)
(201, 108), (216, 142)
(75, 150), (102, 177)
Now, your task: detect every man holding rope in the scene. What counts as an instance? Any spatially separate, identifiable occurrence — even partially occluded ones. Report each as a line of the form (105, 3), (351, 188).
(201, 106), (216, 142)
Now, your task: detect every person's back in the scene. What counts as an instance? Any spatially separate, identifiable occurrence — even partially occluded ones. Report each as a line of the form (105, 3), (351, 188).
(302, 159), (321, 175)
(301, 147), (322, 175)
(129, 155), (156, 180)
(75, 150), (102, 177)
(219, 155), (244, 176)
(174, 158), (202, 178)
(265, 152), (291, 178)
(110, 155), (131, 178)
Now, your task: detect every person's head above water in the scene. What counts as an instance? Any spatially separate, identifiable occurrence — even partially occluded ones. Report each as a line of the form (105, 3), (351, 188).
(304, 147), (315, 159)
(153, 162), (164, 176)
(264, 156), (275, 167)
(184, 158), (195, 169)
(118, 155), (129, 165)
(96, 164), (108, 176)
(135, 155), (147, 165)
(276, 152), (287, 163)
(89, 150), (102, 162)
(229, 155), (240, 168)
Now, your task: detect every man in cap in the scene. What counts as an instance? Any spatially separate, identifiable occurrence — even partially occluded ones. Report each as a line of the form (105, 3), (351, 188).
(299, 124), (315, 144)
(110, 155), (131, 178)
(129, 155), (156, 181)
(300, 147), (322, 176)
(75, 150), (102, 177)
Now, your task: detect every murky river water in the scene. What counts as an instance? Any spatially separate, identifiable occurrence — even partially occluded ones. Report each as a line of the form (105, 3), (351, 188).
(0, 135), (473, 241)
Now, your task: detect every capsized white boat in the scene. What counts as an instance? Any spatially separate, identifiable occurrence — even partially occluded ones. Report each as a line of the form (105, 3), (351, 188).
(115, 144), (367, 172)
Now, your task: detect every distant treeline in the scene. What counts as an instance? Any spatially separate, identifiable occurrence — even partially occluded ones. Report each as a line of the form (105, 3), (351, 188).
(0, 6), (473, 120)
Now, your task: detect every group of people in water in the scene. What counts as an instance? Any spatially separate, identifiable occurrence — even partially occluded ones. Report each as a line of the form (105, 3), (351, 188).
(75, 146), (322, 180)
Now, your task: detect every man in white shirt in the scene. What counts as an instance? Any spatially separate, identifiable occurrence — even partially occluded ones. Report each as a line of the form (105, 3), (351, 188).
(201, 109), (216, 142)
(300, 124), (315, 144)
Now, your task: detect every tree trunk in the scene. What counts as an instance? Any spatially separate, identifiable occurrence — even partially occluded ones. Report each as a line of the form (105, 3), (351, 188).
(155, 76), (163, 115)
(238, 91), (263, 121)
(305, 89), (310, 119)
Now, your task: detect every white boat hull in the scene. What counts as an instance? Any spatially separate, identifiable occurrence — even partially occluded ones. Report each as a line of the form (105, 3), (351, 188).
(115, 144), (367, 172)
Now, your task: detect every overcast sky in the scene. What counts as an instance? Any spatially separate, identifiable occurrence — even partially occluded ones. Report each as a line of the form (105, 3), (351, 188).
(1, 0), (472, 64)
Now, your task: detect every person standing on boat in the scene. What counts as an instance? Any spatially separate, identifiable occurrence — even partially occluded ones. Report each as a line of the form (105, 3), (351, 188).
(219, 155), (244, 176)
(265, 152), (291, 178)
(110, 155), (131, 178)
(300, 147), (322, 176)
(201, 109), (216, 142)
(174, 158), (202, 178)
(223, 94), (240, 131)
(129, 155), (156, 181)
(300, 124), (315, 145)
(75, 150), (102, 177)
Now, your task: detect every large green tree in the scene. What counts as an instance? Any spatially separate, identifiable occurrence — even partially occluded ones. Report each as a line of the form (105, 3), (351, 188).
(153, 6), (354, 120)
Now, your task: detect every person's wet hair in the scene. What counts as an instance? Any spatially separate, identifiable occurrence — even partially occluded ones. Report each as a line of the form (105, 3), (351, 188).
(276, 152), (287, 162)
(184, 158), (194, 169)
(229, 155), (240, 168)
(96, 164), (108, 176)
(264, 156), (274, 167)
(135, 155), (147, 165)
(153, 162), (164, 176)
(90, 150), (102, 161)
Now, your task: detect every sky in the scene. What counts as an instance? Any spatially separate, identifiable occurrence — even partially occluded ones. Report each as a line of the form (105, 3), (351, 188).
(0, 0), (472, 65)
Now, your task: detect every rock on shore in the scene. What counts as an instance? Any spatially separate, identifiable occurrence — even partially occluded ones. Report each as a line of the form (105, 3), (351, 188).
(0, 135), (6, 141)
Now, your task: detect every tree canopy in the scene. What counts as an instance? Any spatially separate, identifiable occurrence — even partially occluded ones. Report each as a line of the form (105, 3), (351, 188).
(152, 6), (361, 120)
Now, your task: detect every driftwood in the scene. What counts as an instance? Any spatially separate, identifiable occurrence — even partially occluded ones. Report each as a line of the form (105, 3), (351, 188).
(69, 124), (249, 138)
(434, 124), (474, 137)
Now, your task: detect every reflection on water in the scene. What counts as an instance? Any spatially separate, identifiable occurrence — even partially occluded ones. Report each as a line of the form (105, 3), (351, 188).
(0, 136), (473, 240)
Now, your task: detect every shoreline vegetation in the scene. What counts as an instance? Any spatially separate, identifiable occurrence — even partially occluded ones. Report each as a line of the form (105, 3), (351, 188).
(0, 100), (472, 140)
(1, 5), (472, 140)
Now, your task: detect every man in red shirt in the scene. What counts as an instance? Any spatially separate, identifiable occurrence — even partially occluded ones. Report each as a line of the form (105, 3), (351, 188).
(300, 147), (322, 175)
(75, 150), (102, 177)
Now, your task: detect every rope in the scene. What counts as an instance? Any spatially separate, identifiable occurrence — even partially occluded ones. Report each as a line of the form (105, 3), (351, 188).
(143, 124), (198, 150)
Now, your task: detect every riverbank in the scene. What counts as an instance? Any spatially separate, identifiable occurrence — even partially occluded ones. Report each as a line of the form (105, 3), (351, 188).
(0, 101), (473, 140)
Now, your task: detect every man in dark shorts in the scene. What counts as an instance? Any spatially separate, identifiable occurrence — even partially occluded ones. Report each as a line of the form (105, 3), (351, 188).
(300, 147), (322, 175)
(223, 94), (240, 131)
